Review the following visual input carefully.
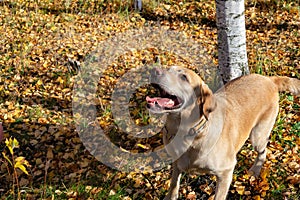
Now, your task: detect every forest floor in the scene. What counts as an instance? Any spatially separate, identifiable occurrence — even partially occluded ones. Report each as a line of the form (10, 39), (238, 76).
(0, 0), (299, 199)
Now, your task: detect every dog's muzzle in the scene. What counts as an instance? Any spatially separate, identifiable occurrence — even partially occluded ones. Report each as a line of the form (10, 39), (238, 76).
(146, 68), (184, 113)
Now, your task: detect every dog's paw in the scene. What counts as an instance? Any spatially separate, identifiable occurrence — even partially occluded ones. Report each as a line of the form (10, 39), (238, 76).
(163, 193), (178, 200)
(248, 166), (261, 178)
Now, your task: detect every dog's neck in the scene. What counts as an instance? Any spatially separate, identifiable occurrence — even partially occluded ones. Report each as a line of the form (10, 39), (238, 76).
(187, 115), (207, 137)
(164, 101), (223, 157)
(165, 103), (206, 137)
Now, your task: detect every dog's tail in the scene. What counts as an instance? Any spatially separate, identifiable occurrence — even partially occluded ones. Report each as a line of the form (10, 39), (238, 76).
(270, 76), (300, 95)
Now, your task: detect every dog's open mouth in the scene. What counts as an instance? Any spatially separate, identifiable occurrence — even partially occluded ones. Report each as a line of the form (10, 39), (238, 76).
(146, 85), (183, 112)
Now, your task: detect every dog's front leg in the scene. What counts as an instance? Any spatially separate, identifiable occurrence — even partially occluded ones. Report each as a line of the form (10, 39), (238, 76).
(164, 163), (182, 200)
(214, 168), (234, 200)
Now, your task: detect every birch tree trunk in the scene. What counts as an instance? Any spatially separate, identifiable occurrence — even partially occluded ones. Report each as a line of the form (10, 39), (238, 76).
(134, 0), (142, 12)
(216, 0), (249, 84)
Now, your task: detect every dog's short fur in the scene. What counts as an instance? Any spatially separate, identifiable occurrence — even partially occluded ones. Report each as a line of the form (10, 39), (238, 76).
(146, 66), (300, 200)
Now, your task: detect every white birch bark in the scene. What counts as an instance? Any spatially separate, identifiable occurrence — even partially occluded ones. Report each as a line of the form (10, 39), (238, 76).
(135, 0), (142, 11)
(216, 0), (249, 83)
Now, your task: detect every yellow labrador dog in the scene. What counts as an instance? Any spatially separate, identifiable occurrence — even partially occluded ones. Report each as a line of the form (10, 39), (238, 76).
(146, 66), (300, 200)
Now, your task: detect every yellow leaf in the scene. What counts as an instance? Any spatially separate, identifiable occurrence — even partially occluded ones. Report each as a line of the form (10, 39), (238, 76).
(2, 152), (13, 166)
(36, 79), (43, 86)
(15, 164), (29, 175)
(187, 191), (196, 200)
(7, 102), (14, 110)
(260, 168), (269, 181)
(236, 185), (245, 195)
(164, 4), (171, 10)
(5, 138), (19, 155)
(38, 117), (48, 124)
(50, 26), (57, 31)
(253, 195), (261, 200)
(137, 143), (149, 149)
(133, 178), (142, 188)
(14, 157), (30, 175)
(56, 77), (64, 84)
(15, 157), (30, 167)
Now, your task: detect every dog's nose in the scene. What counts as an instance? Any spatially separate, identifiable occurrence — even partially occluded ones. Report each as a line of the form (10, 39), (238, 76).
(151, 67), (163, 76)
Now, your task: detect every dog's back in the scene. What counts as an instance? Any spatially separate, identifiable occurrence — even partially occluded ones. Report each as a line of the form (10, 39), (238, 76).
(213, 74), (300, 155)
(219, 74), (300, 103)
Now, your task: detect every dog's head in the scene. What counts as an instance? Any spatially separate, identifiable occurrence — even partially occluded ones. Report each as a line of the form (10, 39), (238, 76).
(146, 66), (216, 119)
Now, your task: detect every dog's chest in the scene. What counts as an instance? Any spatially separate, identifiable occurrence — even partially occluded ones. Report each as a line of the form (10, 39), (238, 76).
(163, 126), (212, 173)
(178, 146), (213, 173)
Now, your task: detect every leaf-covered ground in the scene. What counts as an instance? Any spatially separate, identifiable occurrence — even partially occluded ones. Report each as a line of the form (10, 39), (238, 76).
(0, 0), (299, 199)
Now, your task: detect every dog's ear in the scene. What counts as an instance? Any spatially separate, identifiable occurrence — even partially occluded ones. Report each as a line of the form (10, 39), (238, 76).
(199, 84), (216, 119)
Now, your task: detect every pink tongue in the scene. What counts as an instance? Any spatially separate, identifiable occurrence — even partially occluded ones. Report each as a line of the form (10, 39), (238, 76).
(146, 96), (175, 108)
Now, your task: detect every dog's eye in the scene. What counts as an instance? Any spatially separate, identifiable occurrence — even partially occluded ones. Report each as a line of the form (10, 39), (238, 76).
(180, 74), (189, 82)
